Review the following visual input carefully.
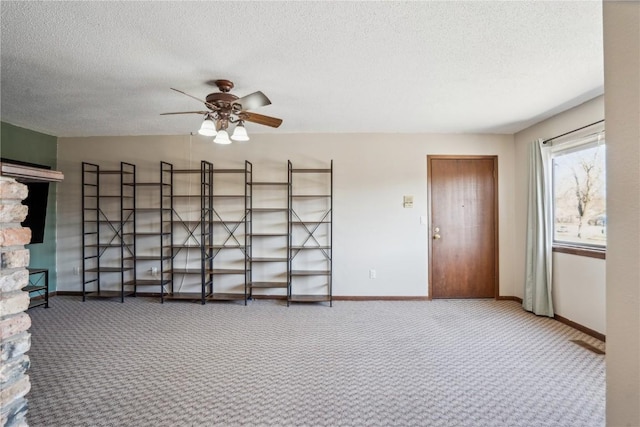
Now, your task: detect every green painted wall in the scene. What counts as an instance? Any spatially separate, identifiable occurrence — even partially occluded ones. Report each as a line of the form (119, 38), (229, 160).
(1, 122), (58, 291)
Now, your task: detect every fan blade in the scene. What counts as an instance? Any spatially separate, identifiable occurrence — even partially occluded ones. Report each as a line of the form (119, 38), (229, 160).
(160, 111), (209, 115)
(170, 88), (217, 110)
(235, 91), (271, 111)
(244, 112), (283, 128)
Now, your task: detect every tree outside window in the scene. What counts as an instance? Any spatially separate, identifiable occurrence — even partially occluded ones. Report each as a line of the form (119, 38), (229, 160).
(552, 142), (606, 248)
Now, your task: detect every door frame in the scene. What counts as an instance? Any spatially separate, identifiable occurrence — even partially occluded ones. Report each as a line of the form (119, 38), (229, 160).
(426, 155), (500, 299)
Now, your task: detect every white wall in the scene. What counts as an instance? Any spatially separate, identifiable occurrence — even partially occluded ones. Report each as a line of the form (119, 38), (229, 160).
(56, 133), (517, 297)
(514, 96), (606, 334)
(603, 1), (640, 425)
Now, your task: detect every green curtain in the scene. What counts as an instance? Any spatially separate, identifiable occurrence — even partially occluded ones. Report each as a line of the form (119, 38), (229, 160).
(523, 139), (554, 317)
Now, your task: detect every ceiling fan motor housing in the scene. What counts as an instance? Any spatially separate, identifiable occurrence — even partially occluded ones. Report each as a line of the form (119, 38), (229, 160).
(206, 92), (238, 109)
(205, 79), (239, 108)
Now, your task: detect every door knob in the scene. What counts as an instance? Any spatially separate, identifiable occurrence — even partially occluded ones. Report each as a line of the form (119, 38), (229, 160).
(433, 233), (441, 240)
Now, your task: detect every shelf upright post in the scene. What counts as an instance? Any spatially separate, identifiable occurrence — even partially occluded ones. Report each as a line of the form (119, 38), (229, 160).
(287, 160), (293, 307)
(244, 160), (251, 305)
(330, 160), (333, 307)
(160, 161), (173, 303)
(246, 161), (253, 301)
(96, 164), (101, 296)
(200, 160), (214, 305)
(121, 162), (136, 303)
(82, 162), (99, 301)
(170, 164), (175, 298)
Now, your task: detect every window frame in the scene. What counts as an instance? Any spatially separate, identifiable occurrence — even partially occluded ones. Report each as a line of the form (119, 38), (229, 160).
(550, 131), (606, 258)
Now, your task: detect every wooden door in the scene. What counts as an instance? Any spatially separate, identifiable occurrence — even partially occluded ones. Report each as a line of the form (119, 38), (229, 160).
(428, 156), (498, 298)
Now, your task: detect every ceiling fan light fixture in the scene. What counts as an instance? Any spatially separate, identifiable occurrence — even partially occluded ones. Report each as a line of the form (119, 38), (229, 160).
(231, 122), (250, 142)
(198, 117), (217, 136)
(162, 80), (282, 141)
(213, 129), (232, 145)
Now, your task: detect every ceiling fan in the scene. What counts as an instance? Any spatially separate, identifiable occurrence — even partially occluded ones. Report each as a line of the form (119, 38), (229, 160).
(161, 79), (283, 144)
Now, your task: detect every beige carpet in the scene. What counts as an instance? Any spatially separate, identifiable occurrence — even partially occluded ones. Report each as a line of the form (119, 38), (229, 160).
(26, 297), (605, 426)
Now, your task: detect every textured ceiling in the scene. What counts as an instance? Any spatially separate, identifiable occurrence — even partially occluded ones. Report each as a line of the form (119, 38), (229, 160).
(1, 1), (603, 137)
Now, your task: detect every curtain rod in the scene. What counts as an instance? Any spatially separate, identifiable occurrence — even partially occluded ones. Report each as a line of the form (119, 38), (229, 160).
(542, 119), (605, 144)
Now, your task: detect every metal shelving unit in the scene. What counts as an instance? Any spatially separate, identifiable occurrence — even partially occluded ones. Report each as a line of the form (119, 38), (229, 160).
(81, 159), (333, 307)
(81, 161), (135, 302)
(166, 161), (214, 303)
(208, 161), (251, 304)
(25, 268), (49, 309)
(125, 161), (173, 302)
(247, 162), (290, 301)
(288, 160), (333, 306)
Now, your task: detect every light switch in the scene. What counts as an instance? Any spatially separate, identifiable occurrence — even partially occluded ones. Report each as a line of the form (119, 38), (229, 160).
(403, 195), (414, 208)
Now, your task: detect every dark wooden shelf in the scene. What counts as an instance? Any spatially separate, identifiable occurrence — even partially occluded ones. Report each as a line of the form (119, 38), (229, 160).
(289, 294), (331, 303)
(249, 282), (288, 289)
(85, 267), (133, 273)
(124, 256), (171, 261)
(250, 182), (289, 186)
(290, 169), (331, 173)
(291, 221), (330, 225)
(23, 285), (47, 292)
(164, 292), (203, 300)
(250, 233), (288, 237)
(290, 270), (331, 276)
(28, 299), (48, 309)
(209, 245), (246, 249)
(171, 268), (245, 275)
(209, 268), (246, 275)
(171, 268), (202, 275)
(172, 169), (201, 174)
(84, 290), (135, 298)
(126, 231), (171, 236)
(213, 168), (246, 173)
(207, 293), (246, 301)
(136, 208), (172, 212)
(251, 207), (288, 212)
(125, 279), (171, 286)
(290, 246), (331, 250)
(135, 182), (171, 186)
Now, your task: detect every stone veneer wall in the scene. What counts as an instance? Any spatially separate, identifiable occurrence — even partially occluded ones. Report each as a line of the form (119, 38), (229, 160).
(0, 177), (32, 427)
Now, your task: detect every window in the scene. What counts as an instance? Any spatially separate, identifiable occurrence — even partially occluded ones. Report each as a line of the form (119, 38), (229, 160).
(552, 133), (606, 253)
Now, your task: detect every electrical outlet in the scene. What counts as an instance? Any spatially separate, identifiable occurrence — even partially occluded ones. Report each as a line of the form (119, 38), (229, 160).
(369, 269), (377, 279)
(150, 267), (158, 276)
(73, 267), (80, 276)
